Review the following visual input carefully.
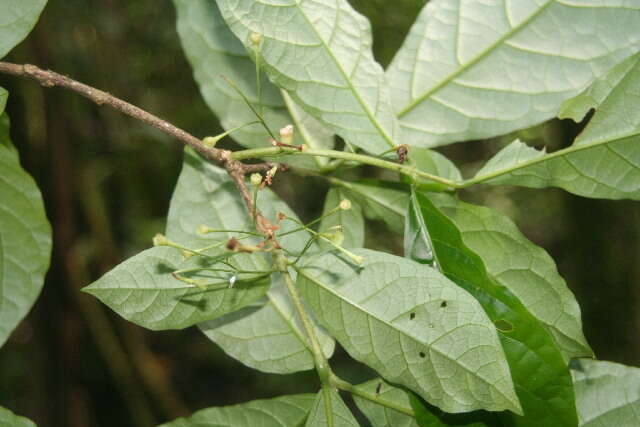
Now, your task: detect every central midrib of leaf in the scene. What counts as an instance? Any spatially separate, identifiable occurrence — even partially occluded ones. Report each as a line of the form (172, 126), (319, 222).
(396, 0), (554, 118)
(297, 267), (512, 400)
(284, 0), (397, 149)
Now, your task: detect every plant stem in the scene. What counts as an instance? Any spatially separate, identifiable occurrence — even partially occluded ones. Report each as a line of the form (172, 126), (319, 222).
(330, 375), (415, 417)
(231, 146), (459, 189)
(274, 251), (332, 385)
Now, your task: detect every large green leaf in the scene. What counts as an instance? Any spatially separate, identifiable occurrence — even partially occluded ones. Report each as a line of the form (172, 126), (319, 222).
(0, 0), (47, 59)
(0, 113), (51, 347)
(160, 394), (315, 426)
(305, 388), (358, 427)
(421, 193), (591, 361)
(83, 246), (270, 330)
(199, 275), (335, 374)
(471, 56), (640, 200)
(0, 406), (36, 427)
(387, 0), (640, 147)
(559, 54), (640, 122)
(166, 149), (334, 372)
(353, 379), (418, 427)
(318, 187), (364, 249)
(572, 359), (640, 427)
(216, 0), (399, 154)
(409, 192), (578, 426)
(297, 249), (521, 414)
(173, 0), (333, 169)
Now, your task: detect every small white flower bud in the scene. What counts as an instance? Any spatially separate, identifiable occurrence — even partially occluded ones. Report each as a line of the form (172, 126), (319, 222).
(279, 124), (294, 145)
(339, 199), (352, 210)
(249, 32), (262, 46)
(250, 173), (263, 186)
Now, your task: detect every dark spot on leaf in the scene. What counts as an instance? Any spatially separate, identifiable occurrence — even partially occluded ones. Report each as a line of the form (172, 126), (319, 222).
(494, 319), (514, 333)
(375, 382), (382, 394)
(419, 352), (426, 358)
(409, 312), (416, 320)
(440, 300), (447, 308)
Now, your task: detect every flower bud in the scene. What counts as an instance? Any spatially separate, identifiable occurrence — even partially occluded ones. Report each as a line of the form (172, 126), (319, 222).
(250, 173), (263, 186)
(203, 135), (222, 147)
(279, 124), (294, 145)
(339, 199), (352, 210)
(197, 225), (212, 235)
(249, 32), (262, 46)
(153, 233), (168, 247)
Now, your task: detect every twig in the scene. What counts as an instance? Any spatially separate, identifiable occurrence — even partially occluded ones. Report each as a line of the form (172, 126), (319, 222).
(0, 61), (280, 234)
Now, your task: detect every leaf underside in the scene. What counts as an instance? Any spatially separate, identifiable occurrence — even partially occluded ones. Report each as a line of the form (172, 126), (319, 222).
(387, 0), (640, 147)
(0, 114), (51, 346)
(160, 394), (315, 427)
(217, 0), (399, 154)
(298, 248), (520, 415)
(572, 359), (640, 427)
(475, 56), (640, 200)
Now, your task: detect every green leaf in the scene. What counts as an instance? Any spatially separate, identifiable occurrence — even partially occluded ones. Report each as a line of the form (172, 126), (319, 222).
(572, 359), (640, 427)
(387, 0), (640, 147)
(421, 193), (591, 361)
(166, 149), (334, 372)
(216, 0), (399, 154)
(199, 274), (335, 374)
(0, 406), (36, 427)
(0, 0), (47, 59)
(410, 192), (578, 426)
(297, 249), (521, 414)
(336, 179), (408, 234)
(318, 187), (364, 249)
(0, 113), (51, 347)
(305, 388), (358, 427)
(160, 394), (315, 427)
(82, 246), (270, 330)
(559, 54), (640, 122)
(172, 0), (333, 169)
(472, 56), (640, 200)
(353, 379), (418, 427)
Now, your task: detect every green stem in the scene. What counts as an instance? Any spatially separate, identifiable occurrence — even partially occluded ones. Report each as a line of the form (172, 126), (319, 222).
(231, 146), (458, 189)
(277, 204), (342, 238)
(275, 251), (331, 385)
(331, 375), (415, 417)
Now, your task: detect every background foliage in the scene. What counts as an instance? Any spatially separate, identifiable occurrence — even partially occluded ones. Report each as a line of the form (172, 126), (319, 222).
(1, 1), (639, 426)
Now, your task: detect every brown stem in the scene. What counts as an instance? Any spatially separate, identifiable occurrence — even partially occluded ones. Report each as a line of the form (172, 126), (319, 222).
(0, 61), (279, 233)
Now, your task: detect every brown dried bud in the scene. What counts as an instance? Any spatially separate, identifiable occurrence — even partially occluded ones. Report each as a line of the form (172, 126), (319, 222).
(396, 145), (409, 164)
(226, 237), (240, 251)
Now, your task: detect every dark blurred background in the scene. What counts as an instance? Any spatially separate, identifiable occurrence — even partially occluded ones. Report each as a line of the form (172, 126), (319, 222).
(1, 1), (638, 426)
